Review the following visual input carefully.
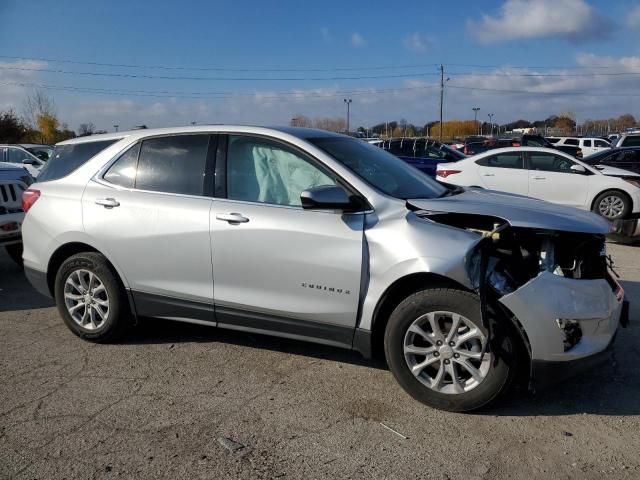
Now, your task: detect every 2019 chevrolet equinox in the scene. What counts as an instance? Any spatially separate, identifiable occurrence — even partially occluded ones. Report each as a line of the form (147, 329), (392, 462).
(21, 126), (628, 411)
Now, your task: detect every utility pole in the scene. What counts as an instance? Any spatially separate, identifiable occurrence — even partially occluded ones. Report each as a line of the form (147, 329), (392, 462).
(488, 113), (494, 136)
(343, 98), (352, 134)
(472, 107), (480, 135)
(439, 64), (444, 141)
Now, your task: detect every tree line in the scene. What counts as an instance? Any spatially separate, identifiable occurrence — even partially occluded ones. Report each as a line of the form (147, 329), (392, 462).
(291, 112), (637, 139)
(0, 90), (106, 144)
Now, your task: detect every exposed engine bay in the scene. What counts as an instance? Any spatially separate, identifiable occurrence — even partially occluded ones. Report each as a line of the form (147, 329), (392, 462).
(416, 211), (613, 356)
(417, 211), (608, 293)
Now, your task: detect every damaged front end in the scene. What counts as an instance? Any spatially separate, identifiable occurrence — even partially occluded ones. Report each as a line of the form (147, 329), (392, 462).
(413, 206), (628, 388)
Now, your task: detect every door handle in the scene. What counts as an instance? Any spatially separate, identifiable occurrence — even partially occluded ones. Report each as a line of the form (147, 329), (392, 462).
(482, 173), (495, 177)
(532, 176), (546, 180)
(95, 197), (120, 208)
(216, 213), (249, 224)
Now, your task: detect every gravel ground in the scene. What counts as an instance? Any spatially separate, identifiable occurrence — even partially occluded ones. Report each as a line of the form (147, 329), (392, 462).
(1, 243), (639, 479)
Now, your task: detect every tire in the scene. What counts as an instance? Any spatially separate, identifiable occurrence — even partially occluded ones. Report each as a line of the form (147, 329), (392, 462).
(54, 252), (130, 342)
(592, 190), (631, 220)
(384, 288), (515, 412)
(5, 243), (23, 266)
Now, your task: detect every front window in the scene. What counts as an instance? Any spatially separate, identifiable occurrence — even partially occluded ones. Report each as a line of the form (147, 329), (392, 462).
(528, 152), (576, 173)
(308, 136), (448, 199)
(7, 148), (34, 164)
(226, 135), (336, 207)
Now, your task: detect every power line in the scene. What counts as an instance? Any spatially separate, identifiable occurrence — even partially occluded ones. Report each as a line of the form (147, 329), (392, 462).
(0, 80), (441, 99)
(4, 79), (639, 100)
(1, 54), (632, 73)
(0, 54), (441, 72)
(2, 64), (639, 84)
(0, 64), (445, 81)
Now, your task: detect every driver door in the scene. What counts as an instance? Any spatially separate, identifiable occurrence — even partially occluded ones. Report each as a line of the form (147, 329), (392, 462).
(527, 151), (589, 208)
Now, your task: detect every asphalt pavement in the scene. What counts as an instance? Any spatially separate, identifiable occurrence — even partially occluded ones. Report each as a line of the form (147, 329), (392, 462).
(1, 243), (639, 479)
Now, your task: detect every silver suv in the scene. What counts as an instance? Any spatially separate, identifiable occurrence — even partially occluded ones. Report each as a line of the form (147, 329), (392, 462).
(21, 126), (627, 411)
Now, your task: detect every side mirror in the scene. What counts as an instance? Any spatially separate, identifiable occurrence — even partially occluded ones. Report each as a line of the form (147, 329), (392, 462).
(301, 185), (357, 211)
(22, 158), (35, 165)
(570, 164), (586, 174)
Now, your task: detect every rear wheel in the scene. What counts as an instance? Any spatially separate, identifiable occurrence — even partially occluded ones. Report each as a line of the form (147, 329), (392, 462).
(54, 252), (130, 342)
(384, 288), (516, 412)
(593, 191), (630, 220)
(5, 244), (23, 266)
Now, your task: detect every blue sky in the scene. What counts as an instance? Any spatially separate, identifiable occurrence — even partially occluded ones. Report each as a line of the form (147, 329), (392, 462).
(1, 0), (639, 131)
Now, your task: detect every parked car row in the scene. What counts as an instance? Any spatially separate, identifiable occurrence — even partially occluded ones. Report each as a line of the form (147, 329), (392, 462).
(0, 144), (53, 178)
(460, 135), (584, 158)
(17, 126), (628, 412)
(370, 138), (466, 176)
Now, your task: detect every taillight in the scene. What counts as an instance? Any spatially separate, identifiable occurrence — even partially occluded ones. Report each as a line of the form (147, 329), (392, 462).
(437, 169), (462, 178)
(22, 189), (40, 213)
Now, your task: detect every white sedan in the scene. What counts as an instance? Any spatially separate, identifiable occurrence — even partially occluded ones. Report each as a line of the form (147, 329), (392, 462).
(435, 147), (640, 221)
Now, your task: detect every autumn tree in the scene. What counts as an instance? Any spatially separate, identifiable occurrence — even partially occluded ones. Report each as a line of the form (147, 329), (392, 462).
(23, 90), (56, 129)
(429, 120), (477, 140)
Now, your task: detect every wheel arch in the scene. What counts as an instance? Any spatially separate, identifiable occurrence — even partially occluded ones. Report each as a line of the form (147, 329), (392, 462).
(367, 272), (470, 360)
(46, 242), (131, 302)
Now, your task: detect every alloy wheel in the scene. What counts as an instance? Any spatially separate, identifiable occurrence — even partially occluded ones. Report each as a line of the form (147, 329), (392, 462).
(403, 311), (490, 394)
(63, 269), (110, 330)
(598, 195), (625, 219)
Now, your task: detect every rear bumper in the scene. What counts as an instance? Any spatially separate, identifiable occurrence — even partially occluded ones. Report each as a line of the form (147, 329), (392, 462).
(24, 266), (51, 298)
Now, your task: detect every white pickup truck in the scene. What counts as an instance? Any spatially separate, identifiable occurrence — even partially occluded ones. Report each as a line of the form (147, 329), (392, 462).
(0, 162), (33, 264)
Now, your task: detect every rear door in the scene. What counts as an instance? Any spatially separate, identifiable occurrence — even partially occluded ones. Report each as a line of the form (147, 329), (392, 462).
(475, 151), (529, 195)
(83, 134), (216, 322)
(527, 151), (589, 208)
(209, 134), (364, 346)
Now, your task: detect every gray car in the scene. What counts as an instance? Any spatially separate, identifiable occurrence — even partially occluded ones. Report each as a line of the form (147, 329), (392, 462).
(20, 126), (627, 412)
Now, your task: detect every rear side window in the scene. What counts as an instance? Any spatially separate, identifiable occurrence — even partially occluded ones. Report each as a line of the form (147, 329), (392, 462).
(37, 140), (119, 182)
(563, 138), (579, 146)
(475, 153), (523, 169)
(583, 140), (592, 147)
(103, 143), (140, 188)
(135, 135), (209, 196)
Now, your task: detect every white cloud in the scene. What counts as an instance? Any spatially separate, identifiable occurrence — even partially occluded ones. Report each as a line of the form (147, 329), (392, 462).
(627, 6), (640, 30)
(403, 33), (431, 53)
(468, 0), (611, 43)
(350, 32), (366, 47)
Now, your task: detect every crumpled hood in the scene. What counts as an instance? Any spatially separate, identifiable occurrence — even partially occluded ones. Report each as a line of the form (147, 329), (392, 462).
(408, 188), (611, 234)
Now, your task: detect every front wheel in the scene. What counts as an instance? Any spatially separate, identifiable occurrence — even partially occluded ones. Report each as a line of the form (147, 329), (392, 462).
(593, 191), (630, 220)
(384, 288), (515, 412)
